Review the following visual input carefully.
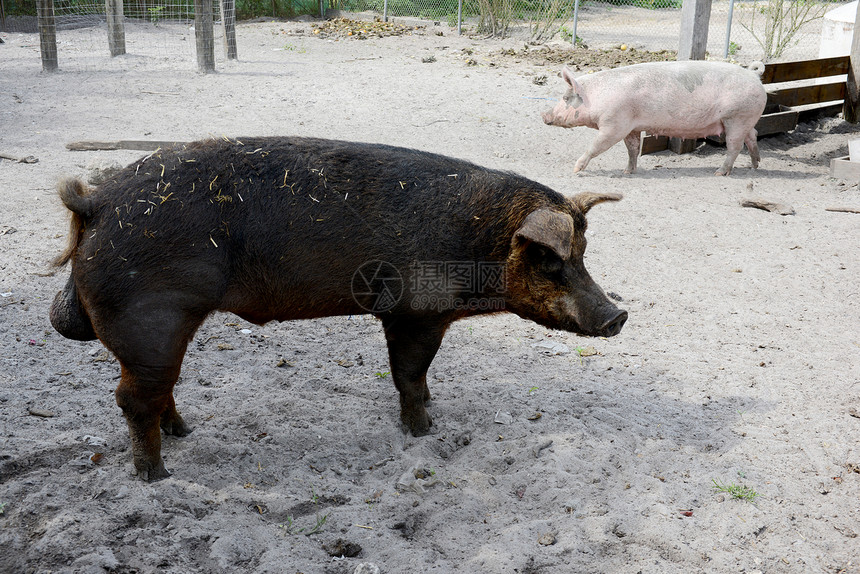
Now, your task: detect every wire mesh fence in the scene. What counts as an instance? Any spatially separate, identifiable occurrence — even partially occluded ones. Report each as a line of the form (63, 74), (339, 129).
(554, 0), (837, 62)
(0, 0), (853, 71)
(2, 0), (233, 70)
(327, 0), (844, 63)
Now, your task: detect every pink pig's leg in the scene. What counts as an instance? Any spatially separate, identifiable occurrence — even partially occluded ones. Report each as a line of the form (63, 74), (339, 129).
(745, 128), (760, 169)
(623, 131), (641, 174)
(574, 128), (628, 173)
(716, 119), (748, 176)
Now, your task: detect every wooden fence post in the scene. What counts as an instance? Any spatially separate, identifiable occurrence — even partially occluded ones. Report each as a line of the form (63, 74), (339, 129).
(678, 0), (712, 61)
(842, 1), (860, 123)
(36, 0), (58, 72)
(194, 0), (216, 73)
(105, 0), (126, 56)
(673, 0), (712, 152)
(220, 0), (237, 60)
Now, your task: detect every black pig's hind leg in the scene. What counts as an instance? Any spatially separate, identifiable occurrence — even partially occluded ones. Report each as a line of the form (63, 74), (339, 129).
(99, 302), (207, 481)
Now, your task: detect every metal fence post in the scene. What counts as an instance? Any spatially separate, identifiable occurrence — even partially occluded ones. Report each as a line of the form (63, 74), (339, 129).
(457, 0), (462, 35)
(221, 0), (237, 59)
(723, 0), (735, 59)
(383, 0), (388, 22)
(571, 0), (579, 44)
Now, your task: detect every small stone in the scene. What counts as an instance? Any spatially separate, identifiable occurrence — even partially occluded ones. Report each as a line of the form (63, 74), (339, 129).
(83, 435), (107, 446)
(494, 410), (513, 425)
(322, 538), (362, 558)
(531, 340), (570, 355)
(537, 532), (556, 545)
(396, 466), (439, 494)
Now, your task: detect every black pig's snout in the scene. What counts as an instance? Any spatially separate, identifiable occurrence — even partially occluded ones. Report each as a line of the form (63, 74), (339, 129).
(599, 309), (627, 337)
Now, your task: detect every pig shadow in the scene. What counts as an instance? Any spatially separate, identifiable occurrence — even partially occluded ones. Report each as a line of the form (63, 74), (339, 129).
(579, 165), (821, 179)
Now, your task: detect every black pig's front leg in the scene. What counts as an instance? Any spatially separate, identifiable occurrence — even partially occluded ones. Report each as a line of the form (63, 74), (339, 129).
(381, 316), (450, 435)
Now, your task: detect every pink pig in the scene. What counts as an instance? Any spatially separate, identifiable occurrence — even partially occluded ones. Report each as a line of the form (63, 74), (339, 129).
(542, 61), (767, 176)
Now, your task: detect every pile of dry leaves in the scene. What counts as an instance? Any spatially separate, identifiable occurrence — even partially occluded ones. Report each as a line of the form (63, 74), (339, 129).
(311, 18), (425, 39)
(495, 44), (678, 71)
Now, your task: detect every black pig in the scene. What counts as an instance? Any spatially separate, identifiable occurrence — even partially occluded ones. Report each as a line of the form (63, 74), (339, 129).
(50, 136), (626, 480)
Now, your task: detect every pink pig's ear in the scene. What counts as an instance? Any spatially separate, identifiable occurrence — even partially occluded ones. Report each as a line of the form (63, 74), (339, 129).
(561, 68), (580, 92)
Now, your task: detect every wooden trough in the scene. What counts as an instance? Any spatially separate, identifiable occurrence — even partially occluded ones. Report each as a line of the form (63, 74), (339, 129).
(641, 56), (850, 155)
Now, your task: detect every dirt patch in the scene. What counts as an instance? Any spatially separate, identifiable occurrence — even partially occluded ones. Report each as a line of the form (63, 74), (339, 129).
(493, 44), (678, 71)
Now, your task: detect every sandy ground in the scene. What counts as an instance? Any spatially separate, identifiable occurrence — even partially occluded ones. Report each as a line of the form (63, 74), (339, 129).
(2, 17), (860, 574)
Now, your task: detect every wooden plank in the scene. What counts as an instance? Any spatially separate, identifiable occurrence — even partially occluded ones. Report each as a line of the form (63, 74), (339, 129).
(641, 134), (669, 155)
(707, 106), (797, 143)
(797, 102), (843, 124)
(678, 0), (712, 61)
(0, 152), (39, 163)
(669, 136), (698, 154)
(830, 156), (860, 179)
(66, 140), (187, 151)
(642, 134), (700, 155)
(755, 109), (799, 136)
(760, 56), (849, 84)
(740, 198), (795, 215)
(767, 81), (846, 108)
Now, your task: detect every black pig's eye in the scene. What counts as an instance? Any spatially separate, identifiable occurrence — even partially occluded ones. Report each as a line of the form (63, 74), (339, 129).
(528, 244), (564, 276)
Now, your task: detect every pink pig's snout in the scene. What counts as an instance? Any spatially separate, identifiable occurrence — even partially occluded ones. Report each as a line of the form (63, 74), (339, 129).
(542, 100), (572, 127)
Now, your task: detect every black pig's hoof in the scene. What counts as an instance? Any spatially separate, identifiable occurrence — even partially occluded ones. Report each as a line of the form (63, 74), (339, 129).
(160, 412), (190, 437)
(402, 407), (433, 436)
(133, 459), (171, 482)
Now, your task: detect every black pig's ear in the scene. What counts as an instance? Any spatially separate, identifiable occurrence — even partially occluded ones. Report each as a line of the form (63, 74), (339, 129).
(514, 209), (574, 260)
(571, 192), (622, 214)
